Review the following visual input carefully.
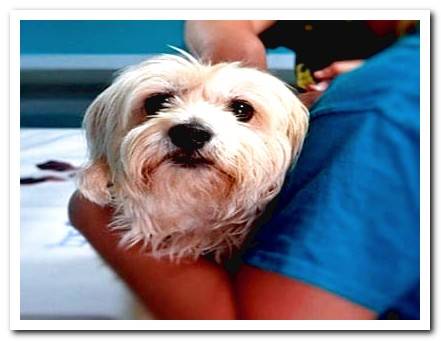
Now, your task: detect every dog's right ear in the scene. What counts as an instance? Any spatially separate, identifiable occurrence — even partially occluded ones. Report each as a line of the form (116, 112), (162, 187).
(78, 89), (114, 206)
(77, 159), (112, 206)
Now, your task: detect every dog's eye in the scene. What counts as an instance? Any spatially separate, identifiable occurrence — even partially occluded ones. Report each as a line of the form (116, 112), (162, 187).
(144, 93), (174, 116)
(228, 100), (254, 122)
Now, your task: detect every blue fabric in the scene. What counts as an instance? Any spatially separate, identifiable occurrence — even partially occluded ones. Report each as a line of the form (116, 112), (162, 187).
(242, 33), (420, 319)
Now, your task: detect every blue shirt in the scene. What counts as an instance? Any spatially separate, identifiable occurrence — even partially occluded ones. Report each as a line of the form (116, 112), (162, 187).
(243, 33), (420, 319)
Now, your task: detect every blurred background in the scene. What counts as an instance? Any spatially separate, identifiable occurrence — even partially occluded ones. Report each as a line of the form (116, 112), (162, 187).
(21, 20), (185, 128)
(21, 20), (294, 128)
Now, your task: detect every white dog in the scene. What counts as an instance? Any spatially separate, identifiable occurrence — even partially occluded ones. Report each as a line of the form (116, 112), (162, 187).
(78, 51), (309, 262)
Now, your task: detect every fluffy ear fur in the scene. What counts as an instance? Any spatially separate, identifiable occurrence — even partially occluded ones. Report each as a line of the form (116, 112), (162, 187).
(77, 159), (112, 206)
(77, 88), (115, 206)
(287, 97), (309, 161)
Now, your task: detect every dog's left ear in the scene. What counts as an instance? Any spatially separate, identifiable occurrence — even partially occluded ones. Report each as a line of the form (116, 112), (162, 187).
(286, 97), (309, 159)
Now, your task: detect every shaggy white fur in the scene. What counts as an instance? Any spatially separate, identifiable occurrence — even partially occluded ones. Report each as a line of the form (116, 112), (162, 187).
(78, 52), (309, 262)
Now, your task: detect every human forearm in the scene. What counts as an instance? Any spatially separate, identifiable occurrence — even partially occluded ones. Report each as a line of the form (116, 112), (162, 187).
(69, 190), (375, 320)
(185, 20), (274, 69)
(68, 191), (237, 319)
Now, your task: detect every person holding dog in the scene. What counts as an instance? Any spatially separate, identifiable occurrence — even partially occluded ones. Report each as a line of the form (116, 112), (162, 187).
(69, 20), (420, 319)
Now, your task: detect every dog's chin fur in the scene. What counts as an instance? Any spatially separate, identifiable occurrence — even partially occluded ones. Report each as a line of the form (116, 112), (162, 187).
(78, 52), (309, 262)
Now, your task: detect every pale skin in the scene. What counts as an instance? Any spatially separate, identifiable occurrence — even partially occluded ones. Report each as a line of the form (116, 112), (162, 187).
(69, 20), (379, 319)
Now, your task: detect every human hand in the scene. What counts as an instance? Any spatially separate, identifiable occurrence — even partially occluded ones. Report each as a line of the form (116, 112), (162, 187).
(297, 90), (323, 109)
(307, 60), (364, 92)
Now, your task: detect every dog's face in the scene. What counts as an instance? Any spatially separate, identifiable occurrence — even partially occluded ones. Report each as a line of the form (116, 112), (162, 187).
(79, 53), (308, 260)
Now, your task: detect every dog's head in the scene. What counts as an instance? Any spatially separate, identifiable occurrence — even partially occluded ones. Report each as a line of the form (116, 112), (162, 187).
(78, 52), (308, 258)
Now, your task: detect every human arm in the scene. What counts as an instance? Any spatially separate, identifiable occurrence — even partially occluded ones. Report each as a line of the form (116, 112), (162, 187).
(69, 191), (376, 320)
(236, 265), (375, 319)
(185, 20), (276, 69)
(68, 190), (237, 320)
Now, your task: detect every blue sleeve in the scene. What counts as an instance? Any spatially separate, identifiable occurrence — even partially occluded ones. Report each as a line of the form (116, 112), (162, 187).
(242, 33), (420, 319)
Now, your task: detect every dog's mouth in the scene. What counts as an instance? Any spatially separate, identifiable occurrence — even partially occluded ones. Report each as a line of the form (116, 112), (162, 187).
(169, 151), (212, 168)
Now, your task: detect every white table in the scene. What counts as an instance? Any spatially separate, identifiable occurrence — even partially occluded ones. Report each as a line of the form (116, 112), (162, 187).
(20, 128), (149, 320)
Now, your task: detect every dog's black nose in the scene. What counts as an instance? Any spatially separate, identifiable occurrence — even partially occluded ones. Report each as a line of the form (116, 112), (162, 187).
(168, 123), (213, 151)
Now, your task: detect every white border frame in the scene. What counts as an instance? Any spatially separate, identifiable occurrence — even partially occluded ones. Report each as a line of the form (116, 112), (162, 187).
(10, 9), (431, 331)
